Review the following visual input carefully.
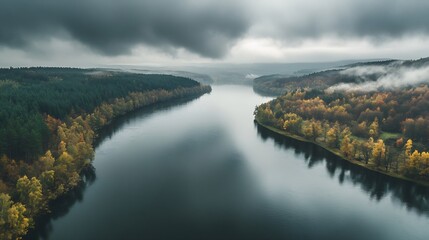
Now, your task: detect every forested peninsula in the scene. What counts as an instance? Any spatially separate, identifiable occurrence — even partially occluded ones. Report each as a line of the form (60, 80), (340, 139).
(0, 67), (211, 239)
(255, 82), (429, 187)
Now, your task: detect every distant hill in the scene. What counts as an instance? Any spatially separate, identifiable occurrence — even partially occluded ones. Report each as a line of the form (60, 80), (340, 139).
(253, 57), (429, 96)
(113, 60), (379, 85)
(125, 69), (214, 85)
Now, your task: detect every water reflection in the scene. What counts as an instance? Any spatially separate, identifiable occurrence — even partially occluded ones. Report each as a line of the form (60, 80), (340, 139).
(94, 95), (206, 148)
(28, 167), (96, 239)
(255, 122), (429, 217)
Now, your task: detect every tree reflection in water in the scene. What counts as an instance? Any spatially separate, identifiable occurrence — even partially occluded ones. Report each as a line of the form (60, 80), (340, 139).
(255, 123), (429, 217)
(27, 166), (96, 239)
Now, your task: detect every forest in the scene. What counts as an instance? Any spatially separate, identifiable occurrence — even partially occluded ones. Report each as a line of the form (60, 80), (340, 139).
(0, 67), (211, 239)
(255, 86), (429, 185)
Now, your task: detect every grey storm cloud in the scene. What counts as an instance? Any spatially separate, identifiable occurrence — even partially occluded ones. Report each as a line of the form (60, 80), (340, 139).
(251, 0), (429, 41)
(0, 0), (249, 58)
(2, 0), (429, 58)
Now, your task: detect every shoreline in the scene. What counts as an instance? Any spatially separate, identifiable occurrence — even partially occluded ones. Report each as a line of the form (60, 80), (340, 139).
(92, 93), (207, 148)
(57, 87), (212, 198)
(254, 118), (429, 188)
(26, 87), (211, 238)
(23, 86), (212, 239)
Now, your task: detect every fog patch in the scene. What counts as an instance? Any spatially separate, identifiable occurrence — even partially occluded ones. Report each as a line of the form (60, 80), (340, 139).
(327, 63), (429, 92)
(245, 73), (260, 80)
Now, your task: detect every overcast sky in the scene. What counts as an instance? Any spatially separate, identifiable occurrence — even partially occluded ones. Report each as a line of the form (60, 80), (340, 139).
(1, 0), (429, 67)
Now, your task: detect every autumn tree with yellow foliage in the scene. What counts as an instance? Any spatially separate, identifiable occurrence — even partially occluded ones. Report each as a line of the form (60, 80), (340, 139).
(0, 193), (29, 240)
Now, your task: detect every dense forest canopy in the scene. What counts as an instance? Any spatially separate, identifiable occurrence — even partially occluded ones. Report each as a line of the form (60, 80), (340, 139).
(0, 68), (200, 160)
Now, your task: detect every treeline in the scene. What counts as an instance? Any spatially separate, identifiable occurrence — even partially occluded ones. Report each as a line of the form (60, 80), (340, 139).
(0, 67), (211, 239)
(253, 69), (354, 96)
(255, 86), (429, 184)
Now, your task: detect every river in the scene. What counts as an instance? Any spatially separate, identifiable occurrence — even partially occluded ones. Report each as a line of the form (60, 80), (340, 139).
(28, 85), (429, 240)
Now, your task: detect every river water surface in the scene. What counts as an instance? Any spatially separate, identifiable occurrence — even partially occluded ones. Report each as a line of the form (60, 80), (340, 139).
(29, 85), (429, 240)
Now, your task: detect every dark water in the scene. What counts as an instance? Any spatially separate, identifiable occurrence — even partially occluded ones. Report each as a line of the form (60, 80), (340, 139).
(29, 85), (429, 240)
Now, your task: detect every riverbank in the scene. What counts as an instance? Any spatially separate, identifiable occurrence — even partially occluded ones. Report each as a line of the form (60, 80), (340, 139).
(254, 118), (429, 188)
(48, 87), (213, 201)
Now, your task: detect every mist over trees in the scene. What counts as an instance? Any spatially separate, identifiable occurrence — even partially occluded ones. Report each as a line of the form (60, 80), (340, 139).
(253, 58), (429, 96)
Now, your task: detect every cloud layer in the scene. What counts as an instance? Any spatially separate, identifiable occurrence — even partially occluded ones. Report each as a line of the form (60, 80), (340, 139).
(2, 0), (429, 63)
(0, 0), (248, 58)
(249, 0), (429, 41)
